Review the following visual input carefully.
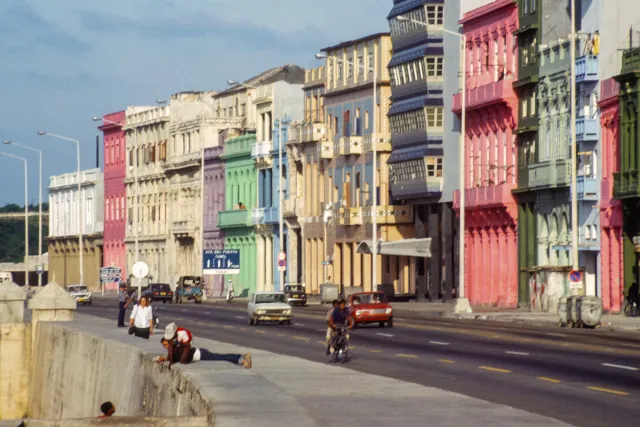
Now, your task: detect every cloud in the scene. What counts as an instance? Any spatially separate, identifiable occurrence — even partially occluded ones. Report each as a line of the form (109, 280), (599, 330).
(0, 1), (90, 55)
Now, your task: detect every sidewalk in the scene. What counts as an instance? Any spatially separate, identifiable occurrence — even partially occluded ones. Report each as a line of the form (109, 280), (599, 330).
(71, 314), (572, 427)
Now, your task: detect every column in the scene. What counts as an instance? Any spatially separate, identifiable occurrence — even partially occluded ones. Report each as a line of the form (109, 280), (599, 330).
(305, 239), (312, 292)
(363, 253), (372, 292)
(506, 226), (517, 307)
(353, 250), (362, 288)
(400, 256), (409, 294)
(343, 242), (352, 288)
(334, 243), (342, 287)
(266, 235), (273, 291)
(497, 226), (507, 307)
(376, 253), (383, 290)
(289, 229), (299, 284)
(475, 228), (483, 304)
(390, 255), (399, 293)
(311, 238), (318, 293)
(428, 209), (440, 300)
(409, 257), (416, 295)
(612, 229), (622, 312)
(316, 239), (323, 292)
(489, 227), (497, 305)
(466, 230), (473, 303)
(256, 235), (265, 292)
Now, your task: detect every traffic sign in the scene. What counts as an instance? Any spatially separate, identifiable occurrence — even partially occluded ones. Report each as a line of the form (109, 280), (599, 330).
(100, 266), (122, 283)
(568, 270), (583, 283)
(36, 264), (44, 275)
(132, 262), (149, 279)
(203, 249), (240, 275)
(278, 251), (286, 261)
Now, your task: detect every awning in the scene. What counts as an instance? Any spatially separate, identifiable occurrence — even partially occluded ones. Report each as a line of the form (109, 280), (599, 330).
(388, 93), (443, 116)
(388, 44), (444, 68)
(356, 238), (432, 258)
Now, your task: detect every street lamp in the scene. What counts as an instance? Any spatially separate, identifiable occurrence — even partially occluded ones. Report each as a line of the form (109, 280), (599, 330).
(396, 15), (470, 311)
(316, 50), (379, 292)
(0, 152), (29, 288)
(4, 140), (43, 286)
(38, 131), (84, 286)
(569, 0), (579, 274)
(227, 78), (287, 291)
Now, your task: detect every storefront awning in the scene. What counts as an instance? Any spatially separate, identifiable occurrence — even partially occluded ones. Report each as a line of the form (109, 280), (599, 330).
(356, 238), (432, 258)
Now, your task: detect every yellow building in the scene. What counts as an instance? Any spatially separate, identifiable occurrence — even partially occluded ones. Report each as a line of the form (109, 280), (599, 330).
(299, 33), (416, 295)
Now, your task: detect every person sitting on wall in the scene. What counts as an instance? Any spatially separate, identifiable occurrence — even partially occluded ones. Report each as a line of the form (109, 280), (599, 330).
(155, 337), (252, 369)
(98, 401), (116, 418)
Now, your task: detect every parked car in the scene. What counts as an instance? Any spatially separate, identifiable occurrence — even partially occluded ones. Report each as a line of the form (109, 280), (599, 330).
(284, 283), (307, 306)
(67, 285), (92, 305)
(143, 283), (174, 303)
(349, 292), (393, 328)
(247, 292), (293, 326)
(175, 276), (203, 304)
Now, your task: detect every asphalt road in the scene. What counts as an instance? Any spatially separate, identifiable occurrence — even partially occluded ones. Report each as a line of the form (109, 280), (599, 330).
(80, 297), (640, 427)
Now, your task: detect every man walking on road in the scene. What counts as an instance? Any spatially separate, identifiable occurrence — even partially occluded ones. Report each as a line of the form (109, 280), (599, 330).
(117, 284), (130, 328)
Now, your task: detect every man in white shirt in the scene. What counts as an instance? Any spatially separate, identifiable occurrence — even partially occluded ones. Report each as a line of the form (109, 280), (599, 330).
(129, 296), (154, 339)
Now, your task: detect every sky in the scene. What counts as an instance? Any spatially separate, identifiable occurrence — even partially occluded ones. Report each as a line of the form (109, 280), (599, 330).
(0, 0), (391, 205)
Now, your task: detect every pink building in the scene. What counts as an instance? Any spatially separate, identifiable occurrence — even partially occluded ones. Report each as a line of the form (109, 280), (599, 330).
(453, 0), (519, 307)
(99, 111), (127, 289)
(599, 78), (623, 312)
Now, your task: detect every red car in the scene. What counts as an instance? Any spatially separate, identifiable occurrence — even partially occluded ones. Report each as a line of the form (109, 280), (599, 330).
(348, 292), (393, 328)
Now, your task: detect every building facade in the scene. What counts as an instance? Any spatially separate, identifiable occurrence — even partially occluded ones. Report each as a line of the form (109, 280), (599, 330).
(123, 105), (170, 284)
(47, 168), (104, 288)
(203, 145), (225, 296)
(218, 134), (258, 296)
(452, 0), (519, 307)
(599, 78), (622, 311)
(99, 110), (127, 288)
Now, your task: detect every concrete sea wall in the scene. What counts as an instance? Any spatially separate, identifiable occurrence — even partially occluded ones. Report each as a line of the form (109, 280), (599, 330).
(28, 322), (212, 423)
(0, 323), (31, 420)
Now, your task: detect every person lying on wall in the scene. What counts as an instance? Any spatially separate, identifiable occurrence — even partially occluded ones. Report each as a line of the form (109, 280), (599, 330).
(155, 337), (252, 369)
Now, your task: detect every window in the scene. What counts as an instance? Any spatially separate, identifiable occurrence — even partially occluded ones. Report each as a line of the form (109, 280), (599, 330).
(358, 55), (364, 74)
(365, 110), (370, 130)
(328, 60), (334, 83)
(390, 109), (426, 135)
(425, 157), (443, 177)
(105, 199), (110, 222)
(337, 62), (343, 82)
(521, 95), (528, 118)
(425, 57), (444, 77)
(388, 159), (426, 183)
(348, 62), (353, 79)
(426, 5), (444, 25)
(426, 107), (443, 128)
(368, 52), (374, 73)
(391, 8), (427, 38)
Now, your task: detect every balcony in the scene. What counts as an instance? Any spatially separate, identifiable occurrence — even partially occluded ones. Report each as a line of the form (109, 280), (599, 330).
(264, 207), (279, 224)
(288, 124), (301, 144)
(304, 66), (325, 88)
(251, 207), (265, 225)
(453, 183), (517, 210)
(336, 136), (363, 156)
(621, 47), (640, 75)
(283, 198), (296, 217)
(253, 84), (273, 104)
(576, 176), (599, 201)
(222, 135), (254, 159)
(390, 177), (443, 200)
(576, 55), (599, 83)
(332, 207), (362, 226)
(217, 209), (252, 229)
(301, 123), (326, 143)
(163, 151), (200, 171)
(172, 220), (196, 237)
(528, 159), (571, 189)
(453, 79), (517, 113)
(251, 141), (272, 158)
(576, 116), (599, 142)
(363, 134), (392, 153)
(318, 140), (334, 159)
(613, 170), (640, 199)
(361, 205), (413, 225)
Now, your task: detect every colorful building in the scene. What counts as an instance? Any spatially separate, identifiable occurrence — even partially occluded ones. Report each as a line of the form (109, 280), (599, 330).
(599, 78), (622, 311)
(613, 45), (640, 298)
(99, 110), (127, 288)
(203, 145), (225, 297)
(218, 134), (258, 296)
(452, 0), (519, 307)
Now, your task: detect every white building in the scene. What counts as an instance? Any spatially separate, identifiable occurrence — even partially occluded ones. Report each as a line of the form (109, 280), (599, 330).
(47, 168), (104, 287)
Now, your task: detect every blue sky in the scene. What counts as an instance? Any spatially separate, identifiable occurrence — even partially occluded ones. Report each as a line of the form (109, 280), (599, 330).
(0, 0), (391, 205)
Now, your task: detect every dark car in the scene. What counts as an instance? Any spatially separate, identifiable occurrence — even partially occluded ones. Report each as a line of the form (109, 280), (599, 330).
(143, 283), (174, 303)
(284, 284), (307, 306)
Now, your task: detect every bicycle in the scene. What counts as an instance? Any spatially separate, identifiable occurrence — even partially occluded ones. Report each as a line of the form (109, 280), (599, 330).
(330, 326), (349, 364)
(623, 298), (639, 317)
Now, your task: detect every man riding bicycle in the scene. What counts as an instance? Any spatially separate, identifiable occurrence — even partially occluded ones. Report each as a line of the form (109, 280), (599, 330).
(327, 298), (354, 355)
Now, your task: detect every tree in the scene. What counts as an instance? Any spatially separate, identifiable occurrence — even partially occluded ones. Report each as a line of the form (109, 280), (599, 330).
(0, 203), (50, 262)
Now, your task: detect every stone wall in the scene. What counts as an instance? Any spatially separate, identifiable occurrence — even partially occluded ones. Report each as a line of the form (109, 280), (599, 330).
(0, 323), (31, 420)
(0, 417), (207, 427)
(28, 322), (212, 423)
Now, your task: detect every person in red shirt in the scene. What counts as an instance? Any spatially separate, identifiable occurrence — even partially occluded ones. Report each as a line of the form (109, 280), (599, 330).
(98, 401), (115, 418)
(163, 322), (193, 346)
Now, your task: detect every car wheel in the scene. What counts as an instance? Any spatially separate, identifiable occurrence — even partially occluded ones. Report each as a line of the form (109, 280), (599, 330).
(248, 317), (255, 326)
(89, 301), (92, 305)
(379, 321), (385, 328)
(255, 319), (260, 326)
(287, 319), (292, 325)
(163, 300), (166, 304)
(388, 318), (393, 328)
(352, 322), (358, 330)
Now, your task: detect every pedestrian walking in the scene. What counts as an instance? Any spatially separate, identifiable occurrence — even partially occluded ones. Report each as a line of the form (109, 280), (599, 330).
(226, 279), (234, 302)
(129, 296), (153, 339)
(117, 284), (130, 328)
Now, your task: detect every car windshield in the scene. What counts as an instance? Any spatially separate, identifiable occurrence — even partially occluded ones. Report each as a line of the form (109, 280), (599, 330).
(285, 285), (304, 293)
(153, 284), (171, 291)
(68, 286), (88, 293)
(255, 293), (286, 304)
(352, 293), (385, 304)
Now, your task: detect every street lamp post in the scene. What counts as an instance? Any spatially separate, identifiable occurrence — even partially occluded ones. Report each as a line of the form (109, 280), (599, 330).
(315, 51), (378, 292)
(4, 140), (43, 286)
(569, 0), (579, 274)
(396, 15), (470, 311)
(1, 152), (29, 288)
(38, 131), (84, 286)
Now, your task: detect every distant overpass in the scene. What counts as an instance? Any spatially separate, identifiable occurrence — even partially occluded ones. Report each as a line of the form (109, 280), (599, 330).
(0, 212), (49, 219)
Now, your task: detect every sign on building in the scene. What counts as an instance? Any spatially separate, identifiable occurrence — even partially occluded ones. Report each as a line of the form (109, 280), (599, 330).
(203, 249), (240, 275)
(100, 266), (122, 284)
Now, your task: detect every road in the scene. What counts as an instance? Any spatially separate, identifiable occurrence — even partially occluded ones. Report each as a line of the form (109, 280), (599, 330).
(80, 297), (640, 427)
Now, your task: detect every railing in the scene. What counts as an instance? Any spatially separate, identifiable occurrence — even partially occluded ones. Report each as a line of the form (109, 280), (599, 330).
(254, 84), (273, 103)
(600, 79), (620, 104)
(283, 198), (296, 217)
(621, 47), (640, 75)
(613, 170), (640, 198)
(251, 141), (273, 158)
(452, 79), (516, 112)
(288, 124), (302, 144)
(223, 135), (254, 157)
(251, 208), (265, 225)
(361, 205), (413, 225)
(301, 123), (326, 143)
(172, 220), (195, 235)
(363, 134), (392, 152)
(337, 136), (363, 156)
(528, 159), (571, 188)
(304, 108), (325, 124)
(454, 183), (517, 208)
(263, 207), (279, 224)
(576, 55), (598, 82)
(318, 140), (334, 159)
(217, 209), (252, 228)
(304, 66), (325, 87)
(332, 207), (362, 226)
(164, 151), (200, 169)
(576, 116), (599, 142)
(576, 176), (599, 201)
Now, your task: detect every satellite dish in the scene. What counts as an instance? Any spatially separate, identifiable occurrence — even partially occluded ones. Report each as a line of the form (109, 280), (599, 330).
(132, 261), (149, 279)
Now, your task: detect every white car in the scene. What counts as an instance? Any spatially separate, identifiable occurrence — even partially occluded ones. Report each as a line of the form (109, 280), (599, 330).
(248, 292), (293, 326)
(67, 285), (92, 305)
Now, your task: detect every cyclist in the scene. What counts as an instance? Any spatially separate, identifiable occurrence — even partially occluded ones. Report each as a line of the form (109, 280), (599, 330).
(325, 300), (339, 355)
(627, 282), (639, 307)
(327, 298), (354, 354)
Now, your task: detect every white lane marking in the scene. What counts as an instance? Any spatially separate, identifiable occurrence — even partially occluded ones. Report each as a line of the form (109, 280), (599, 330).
(204, 311), (211, 315)
(546, 332), (568, 338)
(235, 316), (244, 319)
(505, 351), (530, 356)
(294, 323), (306, 327)
(181, 309), (188, 312)
(601, 363), (639, 371)
(429, 341), (450, 346)
(376, 333), (394, 337)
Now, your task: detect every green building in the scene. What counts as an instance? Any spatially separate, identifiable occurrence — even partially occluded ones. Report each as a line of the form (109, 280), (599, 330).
(613, 46), (640, 292)
(218, 134), (258, 296)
